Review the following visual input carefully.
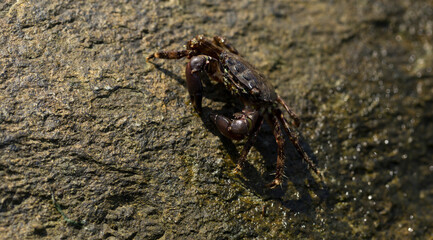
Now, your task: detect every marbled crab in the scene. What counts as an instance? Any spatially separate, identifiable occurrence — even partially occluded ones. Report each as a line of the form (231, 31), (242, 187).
(147, 35), (320, 188)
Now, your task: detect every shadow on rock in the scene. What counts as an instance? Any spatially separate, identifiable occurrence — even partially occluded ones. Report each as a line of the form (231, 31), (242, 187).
(150, 64), (330, 213)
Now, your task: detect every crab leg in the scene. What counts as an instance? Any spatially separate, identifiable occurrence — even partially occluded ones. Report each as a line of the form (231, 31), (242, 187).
(213, 36), (239, 55)
(146, 49), (192, 60)
(266, 114), (286, 188)
(277, 95), (301, 128)
(276, 109), (321, 177)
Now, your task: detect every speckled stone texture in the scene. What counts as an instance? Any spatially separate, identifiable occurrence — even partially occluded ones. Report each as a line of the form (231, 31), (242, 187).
(1, 0), (432, 239)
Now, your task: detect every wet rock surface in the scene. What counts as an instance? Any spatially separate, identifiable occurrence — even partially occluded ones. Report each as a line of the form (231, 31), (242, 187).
(1, 0), (432, 239)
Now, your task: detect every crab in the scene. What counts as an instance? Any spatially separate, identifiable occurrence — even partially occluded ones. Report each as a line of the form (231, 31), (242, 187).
(147, 35), (320, 188)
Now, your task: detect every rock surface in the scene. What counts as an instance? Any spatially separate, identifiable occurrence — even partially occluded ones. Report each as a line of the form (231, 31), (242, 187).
(1, 0), (432, 239)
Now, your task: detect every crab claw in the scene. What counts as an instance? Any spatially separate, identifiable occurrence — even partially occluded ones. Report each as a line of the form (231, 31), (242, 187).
(185, 56), (205, 113)
(210, 110), (259, 141)
(211, 114), (249, 140)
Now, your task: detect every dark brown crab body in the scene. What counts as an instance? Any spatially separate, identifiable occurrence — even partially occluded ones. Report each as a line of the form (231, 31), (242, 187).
(147, 35), (320, 188)
(220, 52), (277, 103)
